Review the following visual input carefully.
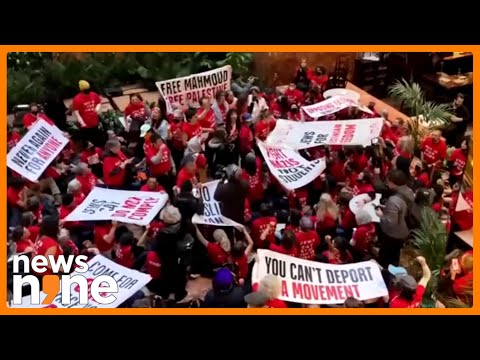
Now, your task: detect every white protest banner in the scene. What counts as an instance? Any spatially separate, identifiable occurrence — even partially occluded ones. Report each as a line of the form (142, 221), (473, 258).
(349, 193), (383, 223)
(252, 249), (388, 305)
(156, 66), (232, 113)
(192, 180), (241, 227)
(301, 95), (373, 119)
(10, 255), (151, 308)
(258, 141), (326, 191)
(7, 120), (69, 182)
(266, 118), (384, 150)
(455, 190), (473, 212)
(65, 187), (168, 226)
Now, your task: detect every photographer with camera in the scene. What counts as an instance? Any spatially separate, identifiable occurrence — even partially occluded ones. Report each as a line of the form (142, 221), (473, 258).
(214, 164), (249, 226)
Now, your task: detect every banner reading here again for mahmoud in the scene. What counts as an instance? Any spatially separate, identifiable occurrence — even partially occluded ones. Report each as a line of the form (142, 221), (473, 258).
(252, 250), (388, 305)
(65, 187), (168, 226)
(266, 118), (384, 150)
(7, 120), (69, 182)
(156, 66), (232, 113)
(258, 141), (326, 191)
(192, 180), (240, 227)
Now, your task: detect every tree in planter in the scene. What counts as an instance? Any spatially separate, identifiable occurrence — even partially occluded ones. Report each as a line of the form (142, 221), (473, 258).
(388, 79), (454, 152)
(410, 207), (448, 306)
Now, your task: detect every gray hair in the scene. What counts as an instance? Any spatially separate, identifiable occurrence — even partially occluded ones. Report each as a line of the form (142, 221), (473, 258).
(160, 205), (182, 225)
(355, 209), (372, 226)
(259, 274), (282, 300)
(68, 178), (82, 193)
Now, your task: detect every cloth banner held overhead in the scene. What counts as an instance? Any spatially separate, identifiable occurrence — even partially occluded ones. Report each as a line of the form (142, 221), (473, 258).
(301, 95), (374, 118)
(257, 141), (326, 191)
(455, 190), (473, 212)
(156, 66), (232, 113)
(192, 180), (241, 227)
(65, 187), (169, 226)
(266, 118), (384, 149)
(252, 249), (388, 305)
(10, 255), (151, 308)
(7, 120), (69, 182)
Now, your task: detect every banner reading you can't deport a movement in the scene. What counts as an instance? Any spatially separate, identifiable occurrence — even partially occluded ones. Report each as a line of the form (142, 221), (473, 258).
(252, 250), (388, 305)
(156, 66), (232, 113)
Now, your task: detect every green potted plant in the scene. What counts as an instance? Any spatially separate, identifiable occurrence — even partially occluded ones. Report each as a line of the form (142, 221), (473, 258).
(388, 79), (454, 153)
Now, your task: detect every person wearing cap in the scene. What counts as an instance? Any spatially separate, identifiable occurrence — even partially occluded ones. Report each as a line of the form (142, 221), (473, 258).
(204, 268), (246, 308)
(244, 290), (269, 308)
(22, 102), (54, 130)
(72, 80), (103, 146)
(296, 216), (321, 261)
(388, 256), (431, 308)
(248, 86), (268, 120)
(239, 113), (254, 157)
(145, 133), (176, 195)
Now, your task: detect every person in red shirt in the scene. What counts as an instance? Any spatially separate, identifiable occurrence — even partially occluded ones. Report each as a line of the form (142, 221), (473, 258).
(146, 133), (176, 192)
(79, 140), (103, 177)
(450, 251), (473, 302)
(22, 103), (55, 129)
(32, 216), (64, 277)
(197, 96), (217, 131)
(310, 66), (328, 90)
(338, 192), (356, 240)
(421, 129), (447, 167)
(124, 94), (149, 120)
(72, 80), (102, 146)
(288, 187), (308, 210)
(74, 163), (102, 196)
(239, 113), (254, 157)
(350, 209), (376, 260)
(448, 138), (469, 184)
(93, 220), (118, 258)
(241, 153), (264, 209)
(182, 108), (204, 146)
(410, 161), (430, 189)
(284, 209), (302, 234)
(315, 193), (339, 238)
(251, 203), (277, 248)
(59, 193), (81, 230)
(269, 95), (289, 119)
(194, 225), (231, 268)
(254, 109), (273, 142)
(212, 91), (229, 125)
(287, 104), (302, 121)
(12, 226), (34, 254)
(67, 178), (86, 205)
(58, 229), (79, 257)
(321, 235), (353, 265)
(352, 170), (376, 199)
(115, 231), (137, 269)
(103, 140), (133, 189)
(296, 216), (321, 260)
(175, 155), (198, 189)
(269, 229), (299, 257)
(7, 177), (28, 228)
(140, 177), (166, 193)
(7, 124), (21, 152)
(284, 82), (304, 106)
(229, 226), (254, 285)
(21, 212), (40, 243)
(389, 256), (431, 308)
(350, 146), (369, 173)
(251, 274), (287, 308)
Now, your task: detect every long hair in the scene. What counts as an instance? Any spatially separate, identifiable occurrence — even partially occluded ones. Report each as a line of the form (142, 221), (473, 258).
(316, 193), (339, 221)
(225, 109), (241, 139)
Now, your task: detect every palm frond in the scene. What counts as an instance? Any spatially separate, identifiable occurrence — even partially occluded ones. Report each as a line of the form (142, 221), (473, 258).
(422, 101), (454, 126)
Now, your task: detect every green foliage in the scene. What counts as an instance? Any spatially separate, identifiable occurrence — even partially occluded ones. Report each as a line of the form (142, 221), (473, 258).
(7, 52), (254, 112)
(99, 109), (125, 134)
(410, 207), (448, 301)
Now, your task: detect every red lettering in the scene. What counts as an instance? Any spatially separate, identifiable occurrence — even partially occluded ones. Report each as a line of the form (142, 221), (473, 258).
(325, 285), (338, 300)
(292, 281), (303, 298)
(281, 280), (289, 297)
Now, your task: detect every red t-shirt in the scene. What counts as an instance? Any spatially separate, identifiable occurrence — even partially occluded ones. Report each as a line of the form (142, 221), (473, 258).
(28, 225), (40, 243)
(176, 167), (198, 188)
(72, 92), (102, 128)
(116, 245), (135, 268)
(269, 243), (298, 257)
(351, 154), (369, 172)
(251, 216), (277, 247)
(207, 242), (229, 267)
(64, 239), (79, 257)
(288, 188), (308, 209)
(231, 254), (249, 280)
(7, 131), (21, 150)
(296, 230), (320, 260)
(182, 122), (202, 141)
(59, 205), (81, 229)
(417, 172), (430, 188)
(389, 285), (425, 308)
(316, 212), (337, 233)
(43, 166), (61, 180)
(284, 224), (301, 234)
(269, 101), (282, 118)
(218, 103), (228, 122)
(255, 120), (271, 142)
(103, 151), (128, 187)
(170, 122), (185, 150)
(340, 207), (357, 230)
(452, 272), (473, 298)
(239, 124), (254, 154)
(74, 192), (86, 206)
(76, 173), (98, 196)
(140, 184), (166, 192)
(7, 186), (23, 207)
(145, 251), (162, 279)
(251, 283), (288, 308)
(352, 223), (376, 253)
(146, 144), (172, 177)
(421, 137), (447, 165)
(22, 113), (55, 129)
(32, 236), (63, 276)
(284, 88), (303, 105)
(329, 160), (346, 183)
(197, 108), (216, 130)
(80, 147), (103, 166)
(124, 101), (146, 119)
(94, 224), (115, 252)
(449, 149), (467, 177)
(352, 182), (375, 196)
(16, 239), (34, 253)
(241, 157), (264, 204)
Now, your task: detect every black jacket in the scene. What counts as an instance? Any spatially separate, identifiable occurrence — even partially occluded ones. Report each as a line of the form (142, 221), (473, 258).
(214, 179), (248, 224)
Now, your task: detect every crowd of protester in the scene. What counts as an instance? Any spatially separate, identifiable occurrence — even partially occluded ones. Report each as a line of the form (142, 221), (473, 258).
(6, 58), (473, 308)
